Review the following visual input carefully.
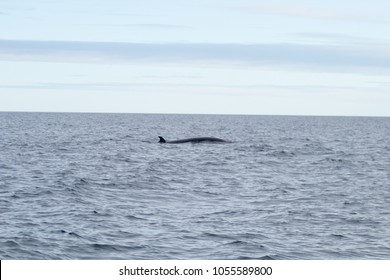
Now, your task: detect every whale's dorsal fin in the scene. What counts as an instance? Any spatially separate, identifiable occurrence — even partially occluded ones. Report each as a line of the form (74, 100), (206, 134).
(158, 136), (166, 143)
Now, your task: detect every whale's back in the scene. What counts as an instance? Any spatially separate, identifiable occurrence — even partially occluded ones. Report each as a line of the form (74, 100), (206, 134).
(158, 136), (226, 144)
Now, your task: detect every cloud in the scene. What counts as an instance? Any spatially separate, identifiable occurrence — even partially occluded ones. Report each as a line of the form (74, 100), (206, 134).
(0, 39), (389, 73)
(292, 32), (370, 42)
(234, 1), (390, 23)
(114, 23), (191, 29)
(0, 82), (131, 90)
(1, 81), (387, 98)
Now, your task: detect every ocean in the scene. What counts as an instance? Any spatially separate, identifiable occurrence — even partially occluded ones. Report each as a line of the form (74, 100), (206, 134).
(0, 112), (389, 259)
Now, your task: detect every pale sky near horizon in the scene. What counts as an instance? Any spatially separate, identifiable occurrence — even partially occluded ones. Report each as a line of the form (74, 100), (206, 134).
(1, 0), (390, 116)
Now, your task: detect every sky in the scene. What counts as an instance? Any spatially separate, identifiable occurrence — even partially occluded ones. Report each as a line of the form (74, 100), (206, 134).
(1, 0), (390, 116)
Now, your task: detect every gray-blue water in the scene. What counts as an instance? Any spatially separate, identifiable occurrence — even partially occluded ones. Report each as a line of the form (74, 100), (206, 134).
(1, 112), (389, 259)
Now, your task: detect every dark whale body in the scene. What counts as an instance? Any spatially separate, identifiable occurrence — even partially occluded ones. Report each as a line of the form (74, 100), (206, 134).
(158, 136), (226, 144)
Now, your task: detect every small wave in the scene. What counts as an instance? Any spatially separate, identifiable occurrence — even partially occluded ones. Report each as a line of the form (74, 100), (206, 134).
(267, 150), (296, 158)
(125, 215), (146, 221)
(259, 255), (275, 260)
(237, 255), (275, 260)
(324, 157), (345, 163)
(1, 240), (20, 248)
(192, 190), (220, 196)
(91, 243), (146, 252)
(225, 240), (247, 246)
(224, 240), (266, 249)
(0, 164), (13, 170)
(202, 232), (235, 240)
(235, 144), (272, 153)
(330, 234), (346, 239)
(343, 201), (360, 206)
(202, 161), (227, 166)
(77, 178), (89, 185)
(210, 209), (240, 216)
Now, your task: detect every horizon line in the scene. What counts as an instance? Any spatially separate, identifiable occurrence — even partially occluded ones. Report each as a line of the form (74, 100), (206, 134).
(1, 110), (389, 118)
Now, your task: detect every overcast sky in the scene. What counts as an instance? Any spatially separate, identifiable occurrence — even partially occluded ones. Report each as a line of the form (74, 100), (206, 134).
(1, 0), (390, 116)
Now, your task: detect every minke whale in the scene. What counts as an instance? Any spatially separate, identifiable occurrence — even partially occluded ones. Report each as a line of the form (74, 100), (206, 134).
(158, 136), (227, 144)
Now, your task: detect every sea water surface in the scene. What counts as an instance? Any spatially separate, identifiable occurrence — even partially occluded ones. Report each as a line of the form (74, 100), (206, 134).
(0, 112), (389, 259)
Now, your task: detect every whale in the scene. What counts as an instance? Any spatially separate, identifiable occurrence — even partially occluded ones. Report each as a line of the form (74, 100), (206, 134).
(158, 136), (227, 144)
